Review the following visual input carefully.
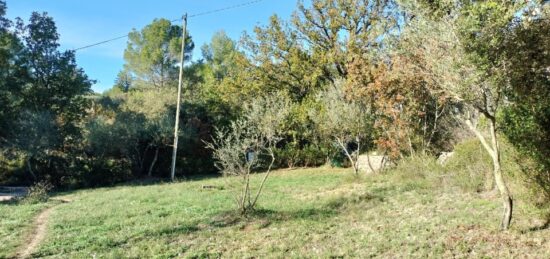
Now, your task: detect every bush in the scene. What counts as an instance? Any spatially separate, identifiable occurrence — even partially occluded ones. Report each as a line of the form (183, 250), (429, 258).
(23, 181), (53, 204)
(444, 138), (550, 219)
(80, 158), (134, 188)
(383, 154), (443, 191)
(275, 143), (329, 168)
(444, 139), (492, 192)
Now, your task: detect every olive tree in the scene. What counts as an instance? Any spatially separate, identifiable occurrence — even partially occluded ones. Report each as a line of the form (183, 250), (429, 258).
(310, 80), (373, 175)
(206, 92), (291, 213)
(397, 1), (524, 230)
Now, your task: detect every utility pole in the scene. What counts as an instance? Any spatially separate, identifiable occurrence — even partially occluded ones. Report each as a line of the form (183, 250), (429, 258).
(171, 13), (187, 181)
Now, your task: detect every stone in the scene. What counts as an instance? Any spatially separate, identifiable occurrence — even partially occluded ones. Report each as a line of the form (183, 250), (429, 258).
(357, 154), (387, 174)
(437, 152), (454, 165)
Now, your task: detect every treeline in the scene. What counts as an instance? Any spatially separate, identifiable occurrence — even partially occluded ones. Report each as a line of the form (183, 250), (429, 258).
(1, 0), (549, 225)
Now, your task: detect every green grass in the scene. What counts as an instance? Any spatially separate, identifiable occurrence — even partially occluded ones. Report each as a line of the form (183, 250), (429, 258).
(2, 166), (550, 258)
(0, 201), (49, 258)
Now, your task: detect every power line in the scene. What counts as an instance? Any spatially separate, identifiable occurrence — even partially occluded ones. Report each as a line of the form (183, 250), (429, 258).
(187, 0), (264, 19)
(73, 0), (265, 52)
(73, 35), (128, 51)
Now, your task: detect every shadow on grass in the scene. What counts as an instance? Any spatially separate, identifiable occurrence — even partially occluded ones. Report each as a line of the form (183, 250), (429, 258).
(206, 192), (384, 230)
(0, 198), (18, 205)
(0, 196), (68, 206)
(50, 173), (224, 198)
(144, 224), (201, 237)
(522, 219), (550, 233)
(205, 207), (339, 231)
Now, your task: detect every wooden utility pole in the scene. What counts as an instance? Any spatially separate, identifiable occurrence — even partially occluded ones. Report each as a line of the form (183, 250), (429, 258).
(171, 14), (187, 181)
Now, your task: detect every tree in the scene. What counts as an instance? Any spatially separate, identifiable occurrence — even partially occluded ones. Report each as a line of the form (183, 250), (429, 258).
(310, 80), (373, 175)
(236, 0), (399, 102)
(456, 1), (524, 230)
(201, 30), (238, 80)
(396, 1), (524, 230)
(6, 12), (93, 182)
(292, 0), (398, 78)
(501, 2), (550, 210)
(123, 18), (194, 89)
(0, 0), (25, 142)
(206, 92), (291, 214)
(122, 89), (176, 177)
(114, 68), (133, 92)
(348, 53), (456, 159)
(207, 120), (263, 214)
(12, 111), (60, 180)
(18, 12), (93, 137)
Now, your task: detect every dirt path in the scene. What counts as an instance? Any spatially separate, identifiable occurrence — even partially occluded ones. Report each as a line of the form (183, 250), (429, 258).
(15, 198), (71, 259)
(15, 207), (53, 259)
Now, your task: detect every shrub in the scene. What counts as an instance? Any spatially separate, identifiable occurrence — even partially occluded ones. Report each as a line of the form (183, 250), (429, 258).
(23, 181), (53, 204)
(444, 139), (492, 193)
(275, 143), (330, 169)
(383, 154), (443, 191)
(444, 138), (550, 219)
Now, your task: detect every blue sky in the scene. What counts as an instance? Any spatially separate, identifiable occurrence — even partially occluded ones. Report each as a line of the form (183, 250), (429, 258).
(5, 0), (298, 92)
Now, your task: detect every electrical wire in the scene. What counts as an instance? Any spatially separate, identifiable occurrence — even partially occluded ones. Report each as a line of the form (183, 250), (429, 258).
(188, 0), (264, 19)
(73, 0), (265, 51)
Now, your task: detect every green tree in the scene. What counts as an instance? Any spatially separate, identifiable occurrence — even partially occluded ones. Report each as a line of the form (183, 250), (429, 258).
(201, 30), (238, 80)
(12, 111), (60, 180)
(206, 92), (291, 214)
(7, 12), (93, 182)
(0, 0), (25, 142)
(310, 80), (373, 175)
(396, 0), (525, 230)
(123, 18), (194, 89)
(501, 2), (550, 211)
(114, 68), (134, 92)
(122, 89), (177, 176)
(18, 12), (93, 141)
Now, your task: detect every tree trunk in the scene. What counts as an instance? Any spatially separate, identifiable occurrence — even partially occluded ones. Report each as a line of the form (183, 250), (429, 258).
(466, 117), (513, 230)
(251, 149), (275, 208)
(489, 119), (513, 230)
(26, 157), (37, 181)
(336, 137), (358, 176)
(240, 168), (252, 214)
(365, 153), (376, 174)
(484, 169), (494, 191)
(148, 148), (159, 177)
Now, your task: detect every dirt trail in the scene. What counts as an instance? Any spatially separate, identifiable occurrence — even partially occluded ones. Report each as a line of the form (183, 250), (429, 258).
(15, 198), (71, 259)
(15, 207), (53, 259)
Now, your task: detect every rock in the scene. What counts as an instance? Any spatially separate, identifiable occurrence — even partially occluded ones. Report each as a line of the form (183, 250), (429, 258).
(357, 154), (387, 174)
(437, 152), (454, 165)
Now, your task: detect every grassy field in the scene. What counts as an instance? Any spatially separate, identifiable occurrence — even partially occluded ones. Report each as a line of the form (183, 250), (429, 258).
(0, 201), (48, 258)
(1, 164), (549, 258)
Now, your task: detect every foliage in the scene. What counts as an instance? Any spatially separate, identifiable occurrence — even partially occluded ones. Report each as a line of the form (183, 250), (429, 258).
(22, 180), (53, 204)
(310, 80), (373, 175)
(274, 143), (329, 168)
(123, 18), (194, 89)
(206, 93), (291, 213)
(501, 3), (550, 212)
(0, 8), (93, 185)
(201, 30), (238, 80)
(348, 44), (459, 158)
(83, 87), (213, 180)
(394, 0), (527, 230)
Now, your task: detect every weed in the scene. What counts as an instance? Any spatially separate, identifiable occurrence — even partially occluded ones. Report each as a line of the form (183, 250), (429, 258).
(22, 181), (53, 204)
